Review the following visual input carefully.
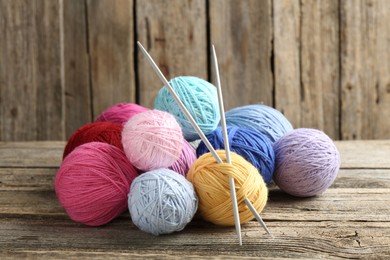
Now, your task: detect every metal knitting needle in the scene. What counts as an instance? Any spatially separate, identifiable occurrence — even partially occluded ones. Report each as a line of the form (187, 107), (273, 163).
(137, 41), (242, 245)
(212, 45), (271, 236)
(211, 45), (242, 245)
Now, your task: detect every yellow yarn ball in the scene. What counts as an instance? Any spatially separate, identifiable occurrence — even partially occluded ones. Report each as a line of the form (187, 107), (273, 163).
(187, 150), (268, 226)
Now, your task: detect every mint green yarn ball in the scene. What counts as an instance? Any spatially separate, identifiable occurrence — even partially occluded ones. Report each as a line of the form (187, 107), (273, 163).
(154, 76), (220, 141)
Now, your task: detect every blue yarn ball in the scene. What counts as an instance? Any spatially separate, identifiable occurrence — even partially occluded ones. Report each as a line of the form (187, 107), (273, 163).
(196, 126), (275, 184)
(128, 168), (198, 235)
(154, 76), (220, 141)
(225, 104), (293, 144)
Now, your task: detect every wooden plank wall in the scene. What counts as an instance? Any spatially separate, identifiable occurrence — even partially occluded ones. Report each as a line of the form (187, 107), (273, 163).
(0, 0), (389, 141)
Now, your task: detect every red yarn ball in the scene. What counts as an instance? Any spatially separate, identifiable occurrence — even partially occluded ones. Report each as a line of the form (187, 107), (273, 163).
(55, 142), (139, 226)
(63, 122), (123, 159)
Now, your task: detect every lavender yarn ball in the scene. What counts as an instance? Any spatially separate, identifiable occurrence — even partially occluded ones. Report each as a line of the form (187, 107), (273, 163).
(273, 128), (340, 197)
(225, 104), (293, 143)
(196, 126), (275, 184)
(128, 169), (198, 235)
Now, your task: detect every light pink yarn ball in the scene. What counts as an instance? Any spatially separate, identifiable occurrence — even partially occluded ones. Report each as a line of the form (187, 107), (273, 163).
(169, 140), (196, 176)
(95, 103), (149, 125)
(122, 110), (183, 171)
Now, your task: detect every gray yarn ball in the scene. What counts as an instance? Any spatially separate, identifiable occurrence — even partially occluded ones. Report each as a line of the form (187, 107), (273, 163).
(128, 169), (198, 235)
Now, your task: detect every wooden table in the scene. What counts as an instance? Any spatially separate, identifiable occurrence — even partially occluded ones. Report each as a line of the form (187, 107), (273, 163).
(1, 141), (389, 259)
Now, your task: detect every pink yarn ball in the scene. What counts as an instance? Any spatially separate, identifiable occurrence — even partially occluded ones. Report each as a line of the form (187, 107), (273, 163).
(122, 110), (183, 171)
(169, 140), (196, 176)
(95, 103), (149, 125)
(55, 142), (138, 226)
(273, 128), (340, 197)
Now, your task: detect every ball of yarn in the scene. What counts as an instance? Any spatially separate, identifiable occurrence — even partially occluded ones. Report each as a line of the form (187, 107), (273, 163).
(225, 104), (293, 143)
(63, 122), (123, 159)
(187, 150), (268, 226)
(273, 128), (340, 197)
(169, 140), (196, 177)
(55, 142), (138, 226)
(122, 110), (183, 171)
(154, 76), (220, 141)
(128, 168), (198, 235)
(196, 126), (275, 184)
(190, 139), (202, 150)
(95, 103), (149, 125)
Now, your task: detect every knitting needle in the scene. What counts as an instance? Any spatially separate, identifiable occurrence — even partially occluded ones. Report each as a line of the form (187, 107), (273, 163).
(212, 45), (271, 236)
(211, 46), (242, 245)
(137, 41), (242, 244)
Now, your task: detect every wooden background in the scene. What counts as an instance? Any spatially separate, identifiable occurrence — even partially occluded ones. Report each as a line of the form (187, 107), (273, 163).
(0, 0), (389, 141)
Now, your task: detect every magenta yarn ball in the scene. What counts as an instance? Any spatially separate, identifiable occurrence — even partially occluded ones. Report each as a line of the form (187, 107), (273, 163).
(122, 110), (184, 171)
(169, 139), (196, 176)
(55, 142), (138, 226)
(95, 103), (149, 125)
(273, 128), (340, 197)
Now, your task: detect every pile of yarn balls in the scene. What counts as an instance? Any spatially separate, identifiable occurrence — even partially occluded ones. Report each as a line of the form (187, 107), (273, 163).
(55, 76), (341, 236)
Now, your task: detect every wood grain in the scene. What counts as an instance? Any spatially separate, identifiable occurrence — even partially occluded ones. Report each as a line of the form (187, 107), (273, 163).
(1, 1), (390, 142)
(340, 0), (390, 139)
(0, 141), (65, 149)
(0, 141), (64, 167)
(0, 0), (63, 141)
(332, 169), (390, 188)
(0, 168), (55, 191)
(62, 0), (92, 139)
(299, 0), (340, 139)
(209, 0), (273, 109)
(1, 141), (390, 258)
(335, 140), (390, 169)
(0, 218), (388, 259)
(87, 0), (136, 119)
(273, 0), (301, 128)
(136, 0), (207, 108)
(274, 0), (340, 139)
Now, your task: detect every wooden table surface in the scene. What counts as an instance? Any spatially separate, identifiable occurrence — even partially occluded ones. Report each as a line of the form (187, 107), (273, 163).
(1, 141), (390, 259)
